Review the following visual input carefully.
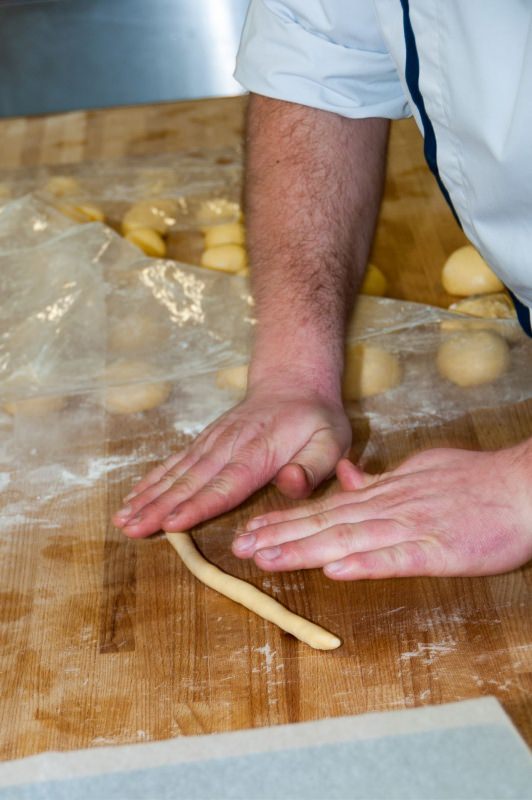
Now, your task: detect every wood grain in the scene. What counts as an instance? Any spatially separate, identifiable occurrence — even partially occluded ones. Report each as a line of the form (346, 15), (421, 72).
(0, 96), (530, 761)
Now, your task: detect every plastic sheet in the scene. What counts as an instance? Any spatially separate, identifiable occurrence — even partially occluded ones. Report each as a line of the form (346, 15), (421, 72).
(0, 195), (253, 407)
(0, 149), (243, 231)
(1, 188), (531, 534)
(343, 296), (532, 432)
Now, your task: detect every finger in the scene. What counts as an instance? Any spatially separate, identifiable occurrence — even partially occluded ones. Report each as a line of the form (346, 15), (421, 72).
(233, 499), (392, 558)
(119, 449), (231, 537)
(162, 459), (272, 532)
(121, 452), (184, 503)
(252, 519), (413, 572)
(323, 540), (443, 581)
(114, 443), (214, 527)
(243, 489), (361, 534)
(120, 412), (231, 502)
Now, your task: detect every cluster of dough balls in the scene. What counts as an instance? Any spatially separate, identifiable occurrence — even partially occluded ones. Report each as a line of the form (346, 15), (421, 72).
(45, 175), (178, 258)
(121, 198), (179, 258)
(45, 175), (106, 225)
(200, 215), (248, 275)
(438, 245), (515, 386)
(2, 360), (172, 417)
(201, 225), (247, 274)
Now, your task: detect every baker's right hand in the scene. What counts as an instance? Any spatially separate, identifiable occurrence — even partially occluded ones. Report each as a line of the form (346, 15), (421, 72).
(112, 380), (351, 539)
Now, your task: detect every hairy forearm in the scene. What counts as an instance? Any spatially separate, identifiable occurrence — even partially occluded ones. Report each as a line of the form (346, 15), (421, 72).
(245, 94), (389, 399)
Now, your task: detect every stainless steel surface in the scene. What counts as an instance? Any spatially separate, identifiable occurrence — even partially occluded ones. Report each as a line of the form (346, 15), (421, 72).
(0, 0), (250, 117)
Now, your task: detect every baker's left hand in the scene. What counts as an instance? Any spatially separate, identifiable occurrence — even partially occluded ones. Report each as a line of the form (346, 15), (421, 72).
(232, 442), (532, 579)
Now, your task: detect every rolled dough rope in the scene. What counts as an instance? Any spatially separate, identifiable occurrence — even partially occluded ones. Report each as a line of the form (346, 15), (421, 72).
(166, 532), (341, 651)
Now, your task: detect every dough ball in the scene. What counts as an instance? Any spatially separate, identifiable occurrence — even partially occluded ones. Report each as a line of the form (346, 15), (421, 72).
(56, 202), (105, 224)
(102, 361), (171, 414)
(45, 175), (82, 197)
(201, 244), (247, 273)
(437, 331), (510, 387)
(75, 203), (105, 223)
(121, 199), (178, 235)
(448, 292), (515, 320)
(342, 344), (402, 399)
(360, 263), (388, 297)
(3, 394), (65, 417)
(125, 228), (167, 258)
(204, 222), (246, 249)
(442, 246), (504, 296)
(216, 364), (248, 392)
(196, 199), (243, 228)
(108, 315), (163, 352)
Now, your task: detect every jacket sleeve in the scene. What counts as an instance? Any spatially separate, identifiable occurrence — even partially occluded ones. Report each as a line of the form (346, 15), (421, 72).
(234, 0), (410, 119)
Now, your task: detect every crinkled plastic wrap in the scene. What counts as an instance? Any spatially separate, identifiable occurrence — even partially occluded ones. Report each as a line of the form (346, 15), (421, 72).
(344, 297), (532, 431)
(0, 150), (243, 230)
(0, 195), (253, 402)
(1, 189), (531, 533)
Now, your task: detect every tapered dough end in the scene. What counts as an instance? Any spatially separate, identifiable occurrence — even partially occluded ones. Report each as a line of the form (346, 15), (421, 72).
(308, 630), (342, 650)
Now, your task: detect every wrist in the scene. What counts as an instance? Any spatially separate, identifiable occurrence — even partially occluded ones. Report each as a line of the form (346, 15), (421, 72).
(248, 328), (344, 405)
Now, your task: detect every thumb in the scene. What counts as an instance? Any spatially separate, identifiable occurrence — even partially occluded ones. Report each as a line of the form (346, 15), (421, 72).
(336, 458), (370, 491)
(274, 431), (346, 500)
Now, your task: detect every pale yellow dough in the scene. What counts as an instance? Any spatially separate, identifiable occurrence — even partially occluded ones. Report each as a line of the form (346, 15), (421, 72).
(442, 246), (504, 296)
(56, 202), (105, 224)
(3, 394), (65, 417)
(216, 364), (249, 393)
(109, 315), (163, 352)
(437, 331), (510, 387)
(201, 244), (247, 273)
(125, 227), (167, 258)
(102, 361), (171, 414)
(166, 532), (341, 650)
(204, 222), (246, 248)
(342, 343), (402, 399)
(448, 292), (515, 320)
(196, 199), (243, 229)
(360, 264), (388, 297)
(443, 292), (518, 341)
(121, 199), (178, 235)
(45, 175), (81, 197)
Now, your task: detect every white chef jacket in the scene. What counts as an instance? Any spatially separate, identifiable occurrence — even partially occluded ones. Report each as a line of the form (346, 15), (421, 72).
(235, 1), (532, 335)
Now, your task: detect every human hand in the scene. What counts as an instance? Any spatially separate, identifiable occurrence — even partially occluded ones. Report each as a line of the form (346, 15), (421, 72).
(113, 381), (352, 538)
(232, 442), (532, 578)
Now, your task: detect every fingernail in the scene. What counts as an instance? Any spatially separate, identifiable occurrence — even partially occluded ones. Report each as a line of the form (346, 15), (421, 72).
(247, 517), (265, 531)
(124, 514), (142, 527)
(123, 492), (136, 503)
(324, 561), (348, 575)
(233, 534), (256, 553)
(257, 546), (282, 561)
(116, 505), (132, 519)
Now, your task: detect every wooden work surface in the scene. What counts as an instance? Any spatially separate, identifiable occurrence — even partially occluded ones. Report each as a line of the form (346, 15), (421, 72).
(0, 96), (530, 760)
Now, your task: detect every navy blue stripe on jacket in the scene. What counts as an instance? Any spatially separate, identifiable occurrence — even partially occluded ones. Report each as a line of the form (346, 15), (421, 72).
(398, 0), (460, 225)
